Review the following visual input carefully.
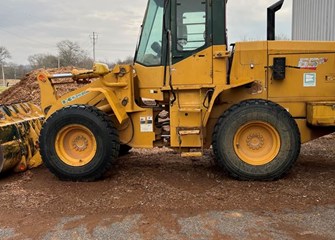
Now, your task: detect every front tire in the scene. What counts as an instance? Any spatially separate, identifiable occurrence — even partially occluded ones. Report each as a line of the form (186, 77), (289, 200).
(39, 105), (120, 181)
(212, 99), (301, 180)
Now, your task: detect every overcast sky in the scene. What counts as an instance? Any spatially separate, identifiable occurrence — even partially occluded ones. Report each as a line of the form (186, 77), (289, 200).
(0, 0), (292, 65)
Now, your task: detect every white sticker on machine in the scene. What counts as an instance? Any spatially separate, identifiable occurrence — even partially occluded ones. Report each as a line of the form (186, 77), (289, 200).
(298, 58), (328, 70)
(140, 116), (153, 132)
(303, 73), (317, 87)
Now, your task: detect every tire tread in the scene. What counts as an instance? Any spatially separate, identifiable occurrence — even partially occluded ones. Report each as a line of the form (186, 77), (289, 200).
(212, 99), (301, 181)
(39, 105), (119, 181)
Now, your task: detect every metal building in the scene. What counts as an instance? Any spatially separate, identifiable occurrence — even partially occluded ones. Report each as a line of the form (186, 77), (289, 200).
(292, 0), (335, 41)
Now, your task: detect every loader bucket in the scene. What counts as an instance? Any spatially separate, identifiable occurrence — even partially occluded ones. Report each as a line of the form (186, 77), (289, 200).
(0, 102), (44, 174)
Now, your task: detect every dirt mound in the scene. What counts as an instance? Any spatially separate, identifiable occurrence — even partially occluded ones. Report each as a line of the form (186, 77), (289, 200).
(0, 67), (81, 106)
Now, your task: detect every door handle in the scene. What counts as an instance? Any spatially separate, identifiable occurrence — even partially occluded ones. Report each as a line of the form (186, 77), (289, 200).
(173, 55), (183, 58)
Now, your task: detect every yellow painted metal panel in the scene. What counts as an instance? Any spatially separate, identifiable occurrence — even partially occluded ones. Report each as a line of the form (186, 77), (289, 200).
(87, 88), (128, 124)
(212, 45), (228, 87)
(268, 41), (335, 54)
(170, 94), (203, 147)
(172, 47), (213, 85)
(268, 53), (335, 100)
(118, 110), (155, 148)
(295, 119), (334, 143)
(134, 64), (165, 101)
(307, 102), (335, 126)
(229, 42), (268, 88)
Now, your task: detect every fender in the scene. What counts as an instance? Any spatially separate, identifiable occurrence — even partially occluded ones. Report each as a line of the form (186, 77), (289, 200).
(87, 87), (128, 124)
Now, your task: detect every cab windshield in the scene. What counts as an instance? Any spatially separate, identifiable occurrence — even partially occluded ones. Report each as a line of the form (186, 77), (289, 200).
(136, 0), (164, 66)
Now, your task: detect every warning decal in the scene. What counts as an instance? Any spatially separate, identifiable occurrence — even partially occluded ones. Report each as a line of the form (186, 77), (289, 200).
(298, 58), (328, 70)
(140, 116), (153, 132)
(303, 73), (317, 87)
(62, 91), (89, 105)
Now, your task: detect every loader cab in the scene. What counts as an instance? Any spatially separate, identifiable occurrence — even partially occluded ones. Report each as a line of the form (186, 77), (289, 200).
(134, 0), (227, 101)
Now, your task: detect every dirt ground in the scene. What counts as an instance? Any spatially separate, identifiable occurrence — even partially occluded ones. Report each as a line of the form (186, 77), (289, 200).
(0, 134), (334, 239)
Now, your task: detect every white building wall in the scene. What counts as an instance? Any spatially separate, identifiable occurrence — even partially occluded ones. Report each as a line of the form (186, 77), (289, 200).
(292, 0), (335, 41)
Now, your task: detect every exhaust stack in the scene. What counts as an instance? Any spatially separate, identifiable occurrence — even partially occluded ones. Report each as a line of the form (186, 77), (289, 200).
(267, 0), (284, 40)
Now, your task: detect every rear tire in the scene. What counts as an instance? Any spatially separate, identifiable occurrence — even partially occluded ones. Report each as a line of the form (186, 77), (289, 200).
(212, 99), (301, 180)
(39, 105), (119, 181)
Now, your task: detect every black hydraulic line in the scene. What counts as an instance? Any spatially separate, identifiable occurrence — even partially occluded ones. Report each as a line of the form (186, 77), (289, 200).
(163, 0), (169, 86)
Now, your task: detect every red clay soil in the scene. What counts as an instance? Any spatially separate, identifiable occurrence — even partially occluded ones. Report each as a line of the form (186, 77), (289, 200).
(0, 134), (334, 239)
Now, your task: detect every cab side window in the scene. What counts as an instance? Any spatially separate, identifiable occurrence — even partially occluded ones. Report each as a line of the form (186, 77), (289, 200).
(136, 0), (164, 66)
(176, 0), (206, 51)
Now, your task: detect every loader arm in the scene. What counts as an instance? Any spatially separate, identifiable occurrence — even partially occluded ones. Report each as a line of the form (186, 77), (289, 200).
(37, 63), (133, 125)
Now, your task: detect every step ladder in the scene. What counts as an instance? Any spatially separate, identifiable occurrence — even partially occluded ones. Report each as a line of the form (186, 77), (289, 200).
(175, 89), (206, 157)
(177, 126), (204, 157)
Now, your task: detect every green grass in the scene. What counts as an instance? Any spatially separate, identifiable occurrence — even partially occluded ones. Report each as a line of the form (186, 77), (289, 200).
(0, 86), (8, 93)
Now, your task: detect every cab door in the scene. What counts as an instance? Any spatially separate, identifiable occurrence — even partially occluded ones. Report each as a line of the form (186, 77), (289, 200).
(171, 0), (213, 85)
(134, 0), (166, 101)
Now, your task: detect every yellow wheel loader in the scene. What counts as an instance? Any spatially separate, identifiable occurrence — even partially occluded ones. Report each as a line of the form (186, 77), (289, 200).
(37, 0), (335, 181)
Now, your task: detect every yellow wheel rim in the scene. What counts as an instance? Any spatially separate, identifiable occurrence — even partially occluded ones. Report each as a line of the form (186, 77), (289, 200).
(55, 124), (97, 167)
(233, 121), (280, 166)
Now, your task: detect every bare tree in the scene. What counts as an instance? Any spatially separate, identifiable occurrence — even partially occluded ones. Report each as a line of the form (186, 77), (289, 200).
(0, 46), (11, 85)
(4, 63), (31, 79)
(28, 54), (58, 69)
(57, 40), (92, 67)
(0, 46), (11, 63)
